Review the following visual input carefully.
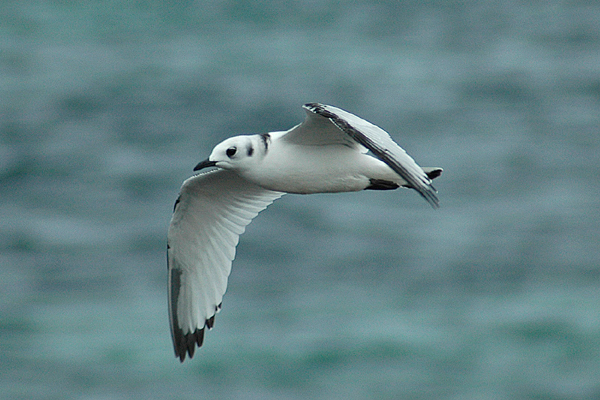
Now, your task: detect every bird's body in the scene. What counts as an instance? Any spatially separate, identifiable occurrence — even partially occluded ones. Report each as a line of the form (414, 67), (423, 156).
(167, 103), (443, 361)
(236, 133), (395, 194)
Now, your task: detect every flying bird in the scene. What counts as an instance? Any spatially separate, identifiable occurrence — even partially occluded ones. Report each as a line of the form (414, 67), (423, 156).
(167, 103), (442, 361)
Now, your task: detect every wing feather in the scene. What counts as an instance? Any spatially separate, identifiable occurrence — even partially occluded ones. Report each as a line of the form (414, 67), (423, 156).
(293, 103), (440, 208)
(281, 107), (366, 151)
(167, 169), (283, 361)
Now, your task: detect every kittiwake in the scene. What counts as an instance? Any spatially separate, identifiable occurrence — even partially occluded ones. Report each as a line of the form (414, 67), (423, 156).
(167, 103), (443, 361)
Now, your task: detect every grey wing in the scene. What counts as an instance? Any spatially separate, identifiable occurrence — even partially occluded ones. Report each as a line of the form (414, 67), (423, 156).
(167, 169), (284, 361)
(301, 103), (440, 208)
(280, 104), (367, 150)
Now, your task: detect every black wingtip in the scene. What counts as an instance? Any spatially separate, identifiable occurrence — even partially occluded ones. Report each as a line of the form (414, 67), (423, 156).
(413, 179), (440, 209)
(174, 328), (205, 362)
(423, 192), (440, 209)
(172, 305), (222, 362)
(404, 179), (440, 209)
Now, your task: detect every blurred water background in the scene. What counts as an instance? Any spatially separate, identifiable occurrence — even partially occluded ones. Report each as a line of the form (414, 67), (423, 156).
(2, 1), (600, 399)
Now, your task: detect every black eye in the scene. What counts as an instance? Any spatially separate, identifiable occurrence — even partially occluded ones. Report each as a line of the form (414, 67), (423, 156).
(226, 147), (237, 158)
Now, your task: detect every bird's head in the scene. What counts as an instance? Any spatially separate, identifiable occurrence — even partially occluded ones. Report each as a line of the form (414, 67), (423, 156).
(194, 135), (263, 172)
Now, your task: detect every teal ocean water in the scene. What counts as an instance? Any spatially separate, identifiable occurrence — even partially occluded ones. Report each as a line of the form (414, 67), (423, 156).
(2, 1), (600, 399)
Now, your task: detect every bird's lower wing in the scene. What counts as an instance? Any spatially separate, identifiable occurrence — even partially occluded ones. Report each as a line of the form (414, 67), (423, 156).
(167, 169), (284, 361)
(303, 103), (440, 208)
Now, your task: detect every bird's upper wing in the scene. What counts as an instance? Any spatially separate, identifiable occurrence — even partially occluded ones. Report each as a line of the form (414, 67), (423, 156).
(284, 103), (439, 208)
(167, 169), (284, 361)
(280, 104), (367, 151)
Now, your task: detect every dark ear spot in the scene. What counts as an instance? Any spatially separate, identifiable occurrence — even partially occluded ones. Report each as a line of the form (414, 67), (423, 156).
(247, 146), (254, 156)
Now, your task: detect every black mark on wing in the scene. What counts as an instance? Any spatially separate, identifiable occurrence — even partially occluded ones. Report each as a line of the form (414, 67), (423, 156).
(426, 168), (442, 180)
(366, 179), (399, 190)
(305, 103), (439, 208)
(170, 265), (222, 362)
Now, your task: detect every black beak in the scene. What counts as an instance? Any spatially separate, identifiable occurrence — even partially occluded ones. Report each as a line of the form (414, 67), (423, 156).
(193, 159), (217, 171)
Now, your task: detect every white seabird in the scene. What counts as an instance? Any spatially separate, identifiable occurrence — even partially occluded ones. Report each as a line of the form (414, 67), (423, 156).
(167, 103), (442, 361)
